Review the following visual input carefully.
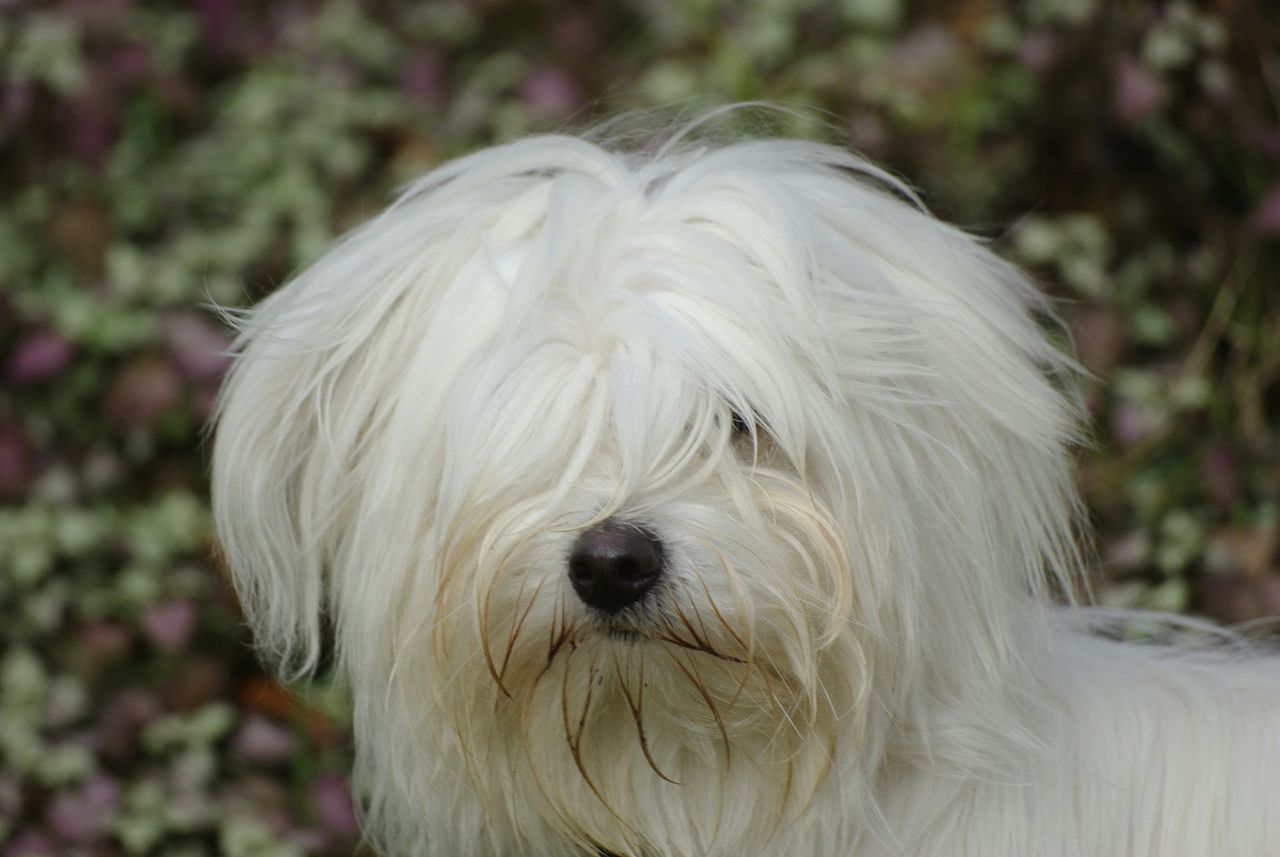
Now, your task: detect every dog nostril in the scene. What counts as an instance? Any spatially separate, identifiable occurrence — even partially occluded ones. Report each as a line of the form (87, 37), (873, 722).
(568, 524), (664, 613)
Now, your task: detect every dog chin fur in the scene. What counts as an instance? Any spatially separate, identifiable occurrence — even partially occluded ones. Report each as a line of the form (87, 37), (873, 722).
(211, 117), (1280, 857)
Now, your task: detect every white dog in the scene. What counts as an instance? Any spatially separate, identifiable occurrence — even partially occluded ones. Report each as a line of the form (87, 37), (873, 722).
(212, 117), (1279, 857)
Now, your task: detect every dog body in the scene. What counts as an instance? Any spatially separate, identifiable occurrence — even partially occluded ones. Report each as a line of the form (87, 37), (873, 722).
(212, 125), (1279, 856)
(878, 633), (1279, 856)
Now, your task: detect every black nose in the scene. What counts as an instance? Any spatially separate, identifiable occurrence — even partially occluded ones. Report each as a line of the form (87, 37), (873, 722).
(568, 523), (664, 613)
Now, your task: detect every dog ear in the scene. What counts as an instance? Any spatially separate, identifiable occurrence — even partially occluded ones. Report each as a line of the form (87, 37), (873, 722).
(209, 208), (447, 678)
(210, 291), (342, 678)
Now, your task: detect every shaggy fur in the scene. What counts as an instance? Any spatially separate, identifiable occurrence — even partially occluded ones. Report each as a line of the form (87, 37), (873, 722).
(212, 117), (1280, 857)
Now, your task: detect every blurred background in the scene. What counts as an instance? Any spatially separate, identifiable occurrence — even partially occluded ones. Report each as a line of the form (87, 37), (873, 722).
(0, 1), (1276, 854)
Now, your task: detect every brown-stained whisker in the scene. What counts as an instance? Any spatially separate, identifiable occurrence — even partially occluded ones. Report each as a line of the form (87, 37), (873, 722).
(613, 652), (682, 785)
(683, 557), (749, 656)
(669, 596), (716, 653)
(539, 622), (577, 685)
(653, 631), (746, 664)
(479, 575), (514, 700)
(558, 648), (618, 818)
(676, 573), (756, 710)
(668, 648), (732, 763)
(496, 571), (549, 684)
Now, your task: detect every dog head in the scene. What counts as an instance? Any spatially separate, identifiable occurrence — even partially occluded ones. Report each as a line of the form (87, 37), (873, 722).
(212, 122), (1084, 855)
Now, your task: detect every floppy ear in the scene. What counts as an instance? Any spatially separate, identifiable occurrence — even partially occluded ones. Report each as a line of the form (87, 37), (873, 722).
(211, 317), (327, 677)
(210, 198), (468, 677)
(211, 247), (400, 678)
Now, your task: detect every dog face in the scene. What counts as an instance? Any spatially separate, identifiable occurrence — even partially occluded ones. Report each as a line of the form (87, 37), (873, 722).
(213, 130), (1083, 855)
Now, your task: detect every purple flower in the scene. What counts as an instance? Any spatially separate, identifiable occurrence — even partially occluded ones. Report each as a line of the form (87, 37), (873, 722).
(1112, 58), (1165, 125)
(400, 52), (445, 105)
(46, 776), (120, 844)
(141, 599), (197, 652)
(1103, 532), (1148, 570)
(7, 328), (74, 384)
(1111, 402), (1158, 447)
(163, 313), (231, 382)
(1200, 444), (1238, 508)
(61, 84), (120, 169)
(196, 0), (236, 53)
(311, 774), (359, 837)
(233, 715), (296, 764)
(94, 688), (162, 761)
(518, 67), (583, 117)
(110, 42), (151, 84)
(1018, 33), (1061, 74)
(847, 114), (888, 156)
(5, 830), (55, 856)
(1250, 182), (1280, 235)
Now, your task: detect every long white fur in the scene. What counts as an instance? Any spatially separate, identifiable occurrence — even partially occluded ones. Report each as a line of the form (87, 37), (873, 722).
(212, 118), (1280, 857)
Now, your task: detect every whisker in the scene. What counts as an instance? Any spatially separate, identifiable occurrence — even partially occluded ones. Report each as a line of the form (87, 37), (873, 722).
(499, 572), (549, 681)
(614, 651), (681, 784)
(667, 647), (732, 762)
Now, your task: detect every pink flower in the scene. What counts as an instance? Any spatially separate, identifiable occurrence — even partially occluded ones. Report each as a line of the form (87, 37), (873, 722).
(311, 774), (359, 837)
(1112, 58), (1165, 125)
(5, 830), (55, 856)
(1103, 532), (1148, 570)
(1111, 402), (1158, 447)
(519, 67), (583, 117)
(233, 715), (296, 764)
(196, 0), (236, 54)
(110, 42), (150, 84)
(1200, 444), (1238, 508)
(95, 688), (162, 761)
(163, 313), (231, 382)
(1250, 182), (1280, 235)
(1018, 33), (1061, 74)
(400, 52), (445, 105)
(140, 599), (197, 652)
(46, 776), (120, 844)
(7, 328), (74, 384)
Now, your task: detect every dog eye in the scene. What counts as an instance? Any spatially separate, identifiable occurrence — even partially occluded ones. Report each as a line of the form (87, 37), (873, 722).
(729, 409), (751, 437)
